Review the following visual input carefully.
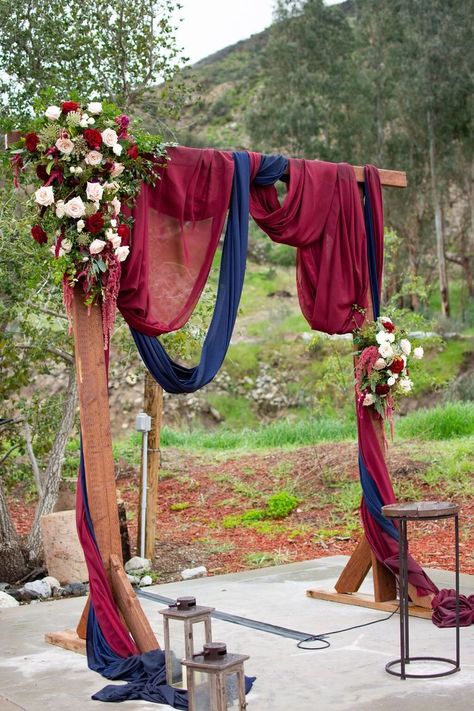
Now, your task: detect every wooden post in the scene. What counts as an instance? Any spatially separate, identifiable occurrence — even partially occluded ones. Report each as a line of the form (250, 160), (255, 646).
(137, 372), (163, 560)
(48, 289), (159, 653)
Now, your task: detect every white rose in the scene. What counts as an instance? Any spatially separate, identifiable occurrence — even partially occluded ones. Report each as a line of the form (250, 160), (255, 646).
(373, 358), (386, 371)
(400, 338), (412, 355)
(112, 143), (123, 156)
(111, 197), (121, 214)
(90, 239), (106, 254)
(55, 137), (74, 155)
(101, 128), (118, 147)
(110, 163), (125, 178)
(80, 118), (88, 128)
(87, 117), (95, 125)
(115, 245), (130, 262)
(86, 181), (104, 202)
(45, 105), (61, 121)
(108, 232), (121, 249)
(77, 220), (85, 233)
(378, 342), (394, 359)
(413, 346), (424, 360)
(362, 393), (375, 407)
(399, 378), (413, 393)
(88, 102), (103, 115)
(64, 196), (86, 219)
(35, 185), (55, 206)
(85, 151), (103, 166)
(75, 166), (83, 175)
(387, 376), (396, 386)
(376, 330), (390, 345)
(61, 238), (73, 254)
(55, 200), (66, 218)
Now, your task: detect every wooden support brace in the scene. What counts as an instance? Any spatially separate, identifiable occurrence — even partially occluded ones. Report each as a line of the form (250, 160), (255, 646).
(110, 554), (160, 652)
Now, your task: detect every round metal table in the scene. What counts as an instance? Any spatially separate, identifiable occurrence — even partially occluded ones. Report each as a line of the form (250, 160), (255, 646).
(382, 501), (461, 680)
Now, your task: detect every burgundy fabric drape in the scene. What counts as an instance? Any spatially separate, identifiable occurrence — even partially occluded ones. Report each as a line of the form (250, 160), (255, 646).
(118, 146), (234, 335)
(249, 154), (368, 334)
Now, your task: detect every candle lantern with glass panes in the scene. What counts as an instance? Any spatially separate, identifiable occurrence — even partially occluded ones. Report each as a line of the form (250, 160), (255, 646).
(182, 642), (250, 711)
(159, 596), (214, 688)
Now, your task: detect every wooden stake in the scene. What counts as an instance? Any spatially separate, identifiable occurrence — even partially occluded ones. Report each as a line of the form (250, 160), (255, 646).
(137, 372), (163, 560)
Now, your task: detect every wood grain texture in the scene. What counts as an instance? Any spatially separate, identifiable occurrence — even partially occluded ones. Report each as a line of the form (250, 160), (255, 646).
(137, 373), (163, 560)
(306, 590), (433, 620)
(109, 553), (160, 652)
(71, 289), (123, 570)
(45, 630), (87, 655)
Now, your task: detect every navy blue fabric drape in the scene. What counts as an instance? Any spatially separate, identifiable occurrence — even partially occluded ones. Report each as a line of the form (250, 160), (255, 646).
(130, 152), (288, 394)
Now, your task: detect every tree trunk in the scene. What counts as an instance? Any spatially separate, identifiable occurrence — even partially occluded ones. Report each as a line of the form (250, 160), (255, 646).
(427, 109), (450, 317)
(27, 368), (77, 562)
(0, 480), (26, 583)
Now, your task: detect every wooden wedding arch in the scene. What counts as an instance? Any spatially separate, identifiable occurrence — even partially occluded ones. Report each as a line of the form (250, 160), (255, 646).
(5, 130), (431, 655)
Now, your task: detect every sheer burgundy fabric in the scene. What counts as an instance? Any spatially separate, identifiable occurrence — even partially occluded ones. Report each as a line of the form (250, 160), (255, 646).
(118, 146), (234, 336)
(249, 154), (368, 334)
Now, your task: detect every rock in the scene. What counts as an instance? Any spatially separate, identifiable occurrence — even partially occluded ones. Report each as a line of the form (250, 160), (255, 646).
(139, 575), (153, 587)
(124, 557), (151, 573)
(63, 582), (88, 597)
(43, 576), (60, 591)
(126, 574), (140, 585)
(0, 590), (19, 608)
(40, 510), (88, 584)
(180, 566), (207, 580)
(24, 579), (51, 599)
(0, 582), (10, 592)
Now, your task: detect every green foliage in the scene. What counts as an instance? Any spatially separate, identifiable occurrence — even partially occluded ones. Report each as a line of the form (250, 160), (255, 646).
(170, 502), (191, 511)
(221, 489), (299, 528)
(0, 0), (186, 123)
(397, 403), (474, 440)
(244, 550), (293, 568)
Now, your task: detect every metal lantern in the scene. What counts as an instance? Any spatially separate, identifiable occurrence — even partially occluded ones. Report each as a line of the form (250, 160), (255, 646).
(182, 642), (249, 711)
(159, 596), (214, 688)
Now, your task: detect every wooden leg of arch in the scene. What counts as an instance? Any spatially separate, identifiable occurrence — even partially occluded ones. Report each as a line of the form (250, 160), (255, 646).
(46, 289), (159, 655)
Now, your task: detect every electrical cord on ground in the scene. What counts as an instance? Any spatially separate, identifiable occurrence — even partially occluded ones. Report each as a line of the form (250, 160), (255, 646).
(296, 606), (400, 650)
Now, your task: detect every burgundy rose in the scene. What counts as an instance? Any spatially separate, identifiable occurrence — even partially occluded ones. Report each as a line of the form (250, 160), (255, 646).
(127, 143), (139, 160)
(25, 132), (40, 152)
(103, 161), (114, 173)
(381, 319), (395, 333)
(36, 164), (49, 182)
(62, 101), (80, 114)
(84, 128), (102, 149)
(390, 357), (405, 374)
(375, 383), (390, 395)
(31, 225), (47, 244)
(117, 224), (130, 242)
(115, 114), (130, 138)
(85, 213), (105, 235)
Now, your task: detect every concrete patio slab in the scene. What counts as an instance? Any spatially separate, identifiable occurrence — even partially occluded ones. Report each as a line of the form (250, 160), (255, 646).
(1, 556), (473, 710)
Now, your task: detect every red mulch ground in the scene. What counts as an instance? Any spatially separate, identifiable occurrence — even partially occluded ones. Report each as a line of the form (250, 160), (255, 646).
(7, 444), (474, 581)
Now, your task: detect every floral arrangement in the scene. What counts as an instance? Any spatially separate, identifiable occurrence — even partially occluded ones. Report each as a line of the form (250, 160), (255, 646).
(354, 316), (424, 418)
(10, 99), (167, 345)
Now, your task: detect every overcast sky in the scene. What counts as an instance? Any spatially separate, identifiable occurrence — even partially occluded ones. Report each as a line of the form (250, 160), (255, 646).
(174, 1), (343, 65)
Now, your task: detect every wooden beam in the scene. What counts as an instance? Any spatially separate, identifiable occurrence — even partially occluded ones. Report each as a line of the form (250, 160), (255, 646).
(45, 630), (87, 655)
(306, 589), (433, 620)
(71, 289), (123, 569)
(3, 130), (406, 189)
(137, 373), (164, 560)
(109, 554), (160, 652)
(334, 536), (372, 594)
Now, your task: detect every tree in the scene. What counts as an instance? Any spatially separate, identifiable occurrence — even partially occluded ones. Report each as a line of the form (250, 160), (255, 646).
(0, 0), (186, 124)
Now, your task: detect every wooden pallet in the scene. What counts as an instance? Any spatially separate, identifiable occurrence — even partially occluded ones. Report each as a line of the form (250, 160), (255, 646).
(306, 588), (432, 619)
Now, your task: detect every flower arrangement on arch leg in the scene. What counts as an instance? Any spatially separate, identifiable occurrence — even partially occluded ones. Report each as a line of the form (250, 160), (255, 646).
(354, 316), (424, 421)
(9, 99), (168, 347)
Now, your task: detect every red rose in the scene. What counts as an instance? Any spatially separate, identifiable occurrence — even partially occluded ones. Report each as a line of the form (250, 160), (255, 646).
(62, 101), (80, 114)
(375, 383), (390, 395)
(127, 143), (139, 159)
(84, 128), (102, 149)
(381, 318), (395, 333)
(31, 225), (47, 244)
(117, 224), (130, 242)
(36, 164), (49, 182)
(389, 357), (405, 374)
(85, 213), (105, 235)
(25, 132), (40, 152)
